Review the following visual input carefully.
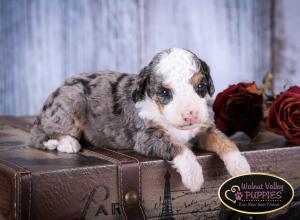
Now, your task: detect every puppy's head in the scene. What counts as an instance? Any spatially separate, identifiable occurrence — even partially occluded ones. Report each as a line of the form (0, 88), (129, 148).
(133, 48), (214, 130)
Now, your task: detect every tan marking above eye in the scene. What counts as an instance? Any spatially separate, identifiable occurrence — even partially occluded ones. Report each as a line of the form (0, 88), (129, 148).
(190, 73), (203, 87)
(161, 83), (172, 90)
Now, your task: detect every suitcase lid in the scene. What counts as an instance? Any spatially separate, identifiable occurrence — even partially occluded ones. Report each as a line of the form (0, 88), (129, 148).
(0, 116), (113, 173)
(0, 116), (294, 173)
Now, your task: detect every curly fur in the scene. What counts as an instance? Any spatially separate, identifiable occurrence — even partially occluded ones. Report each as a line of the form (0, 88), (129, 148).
(31, 48), (250, 191)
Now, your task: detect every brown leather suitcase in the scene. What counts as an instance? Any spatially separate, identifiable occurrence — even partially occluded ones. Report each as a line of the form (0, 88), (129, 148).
(0, 116), (300, 220)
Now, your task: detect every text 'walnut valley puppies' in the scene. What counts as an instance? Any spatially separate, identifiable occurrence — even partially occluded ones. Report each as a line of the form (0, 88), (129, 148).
(31, 48), (251, 192)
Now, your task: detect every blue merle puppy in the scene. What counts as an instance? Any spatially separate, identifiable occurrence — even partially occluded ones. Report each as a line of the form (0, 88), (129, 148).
(31, 48), (250, 192)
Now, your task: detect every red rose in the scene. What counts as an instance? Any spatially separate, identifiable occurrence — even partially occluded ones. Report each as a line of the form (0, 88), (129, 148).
(213, 82), (263, 138)
(267, 86), (300, 144)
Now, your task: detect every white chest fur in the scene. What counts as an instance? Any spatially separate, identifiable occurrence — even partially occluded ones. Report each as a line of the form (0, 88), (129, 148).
(166, 126), (199, 145)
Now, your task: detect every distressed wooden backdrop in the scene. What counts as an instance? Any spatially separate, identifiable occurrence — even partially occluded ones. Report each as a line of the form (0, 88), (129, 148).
(0, 0), (299, 115)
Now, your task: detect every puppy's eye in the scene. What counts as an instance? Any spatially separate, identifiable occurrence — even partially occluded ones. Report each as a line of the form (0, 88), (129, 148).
(195, 82), (207, 97)
(158, 87), (172, 99)
(160, 88), (172, 98)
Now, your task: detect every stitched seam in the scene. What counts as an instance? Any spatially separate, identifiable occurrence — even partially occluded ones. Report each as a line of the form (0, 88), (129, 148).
(119, 163), (128, 220)
(18, 173), (32, 220)
(28, 173), (31, 220)
(138, 160), (146, 219)
(19, 174), (21, 220)
(14, 173), (17, 219)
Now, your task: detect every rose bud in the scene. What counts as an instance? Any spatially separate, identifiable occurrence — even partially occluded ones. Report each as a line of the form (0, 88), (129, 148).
(267, 86), (300, 144)
(213, 82), (263, 138)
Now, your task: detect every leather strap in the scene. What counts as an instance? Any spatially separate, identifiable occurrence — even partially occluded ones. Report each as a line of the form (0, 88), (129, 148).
(17, 172), (32, 220)
(86, 148), (146, 220)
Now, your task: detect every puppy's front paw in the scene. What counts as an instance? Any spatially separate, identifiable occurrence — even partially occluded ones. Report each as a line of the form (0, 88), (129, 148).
(57, 136), (81, 153)
(173, 149), (204, 192)
(222, 151), (251, 176)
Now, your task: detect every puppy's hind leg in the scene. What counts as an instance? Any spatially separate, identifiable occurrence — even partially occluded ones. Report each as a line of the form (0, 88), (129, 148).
(43, 136), (81, 153)
(41, 113), (83, 153)
(40, 114), (83, 153)
(56, 135), (81, 153)
(35, 92), (86, 153)
(30, 118), (50, 149)
(42, 134), (81, 154)
(34, 122), (82, 153)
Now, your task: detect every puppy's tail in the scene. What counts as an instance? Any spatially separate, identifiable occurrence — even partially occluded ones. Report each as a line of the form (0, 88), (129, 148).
(30, 119), (48, 149)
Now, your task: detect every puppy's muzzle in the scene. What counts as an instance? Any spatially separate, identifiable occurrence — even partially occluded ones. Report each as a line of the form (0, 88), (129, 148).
(182, 111), (198, 125)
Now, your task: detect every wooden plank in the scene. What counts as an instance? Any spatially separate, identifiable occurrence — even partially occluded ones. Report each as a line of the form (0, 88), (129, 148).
(141, 0), (272, 94)
(272, 0), (300, 94)
(24, 0), (65, 115)
(62, 0), (140, 77)
(0, 0), (140, 115)
(0, 0), (65, 115)
(2, 0), (297, 115)
(0, 0), (27, 115)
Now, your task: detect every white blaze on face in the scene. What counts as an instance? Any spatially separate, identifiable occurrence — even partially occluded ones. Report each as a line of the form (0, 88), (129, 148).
(154, 48), (210, 129)
(155, 48), (198, 84)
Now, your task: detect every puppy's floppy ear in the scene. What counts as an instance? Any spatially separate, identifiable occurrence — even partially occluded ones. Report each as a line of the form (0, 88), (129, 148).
(132, 66), (150, 102)
(200, 60), (215, 97)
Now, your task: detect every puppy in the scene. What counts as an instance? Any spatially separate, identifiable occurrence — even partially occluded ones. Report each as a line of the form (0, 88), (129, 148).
(31, 48), (250, 192)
